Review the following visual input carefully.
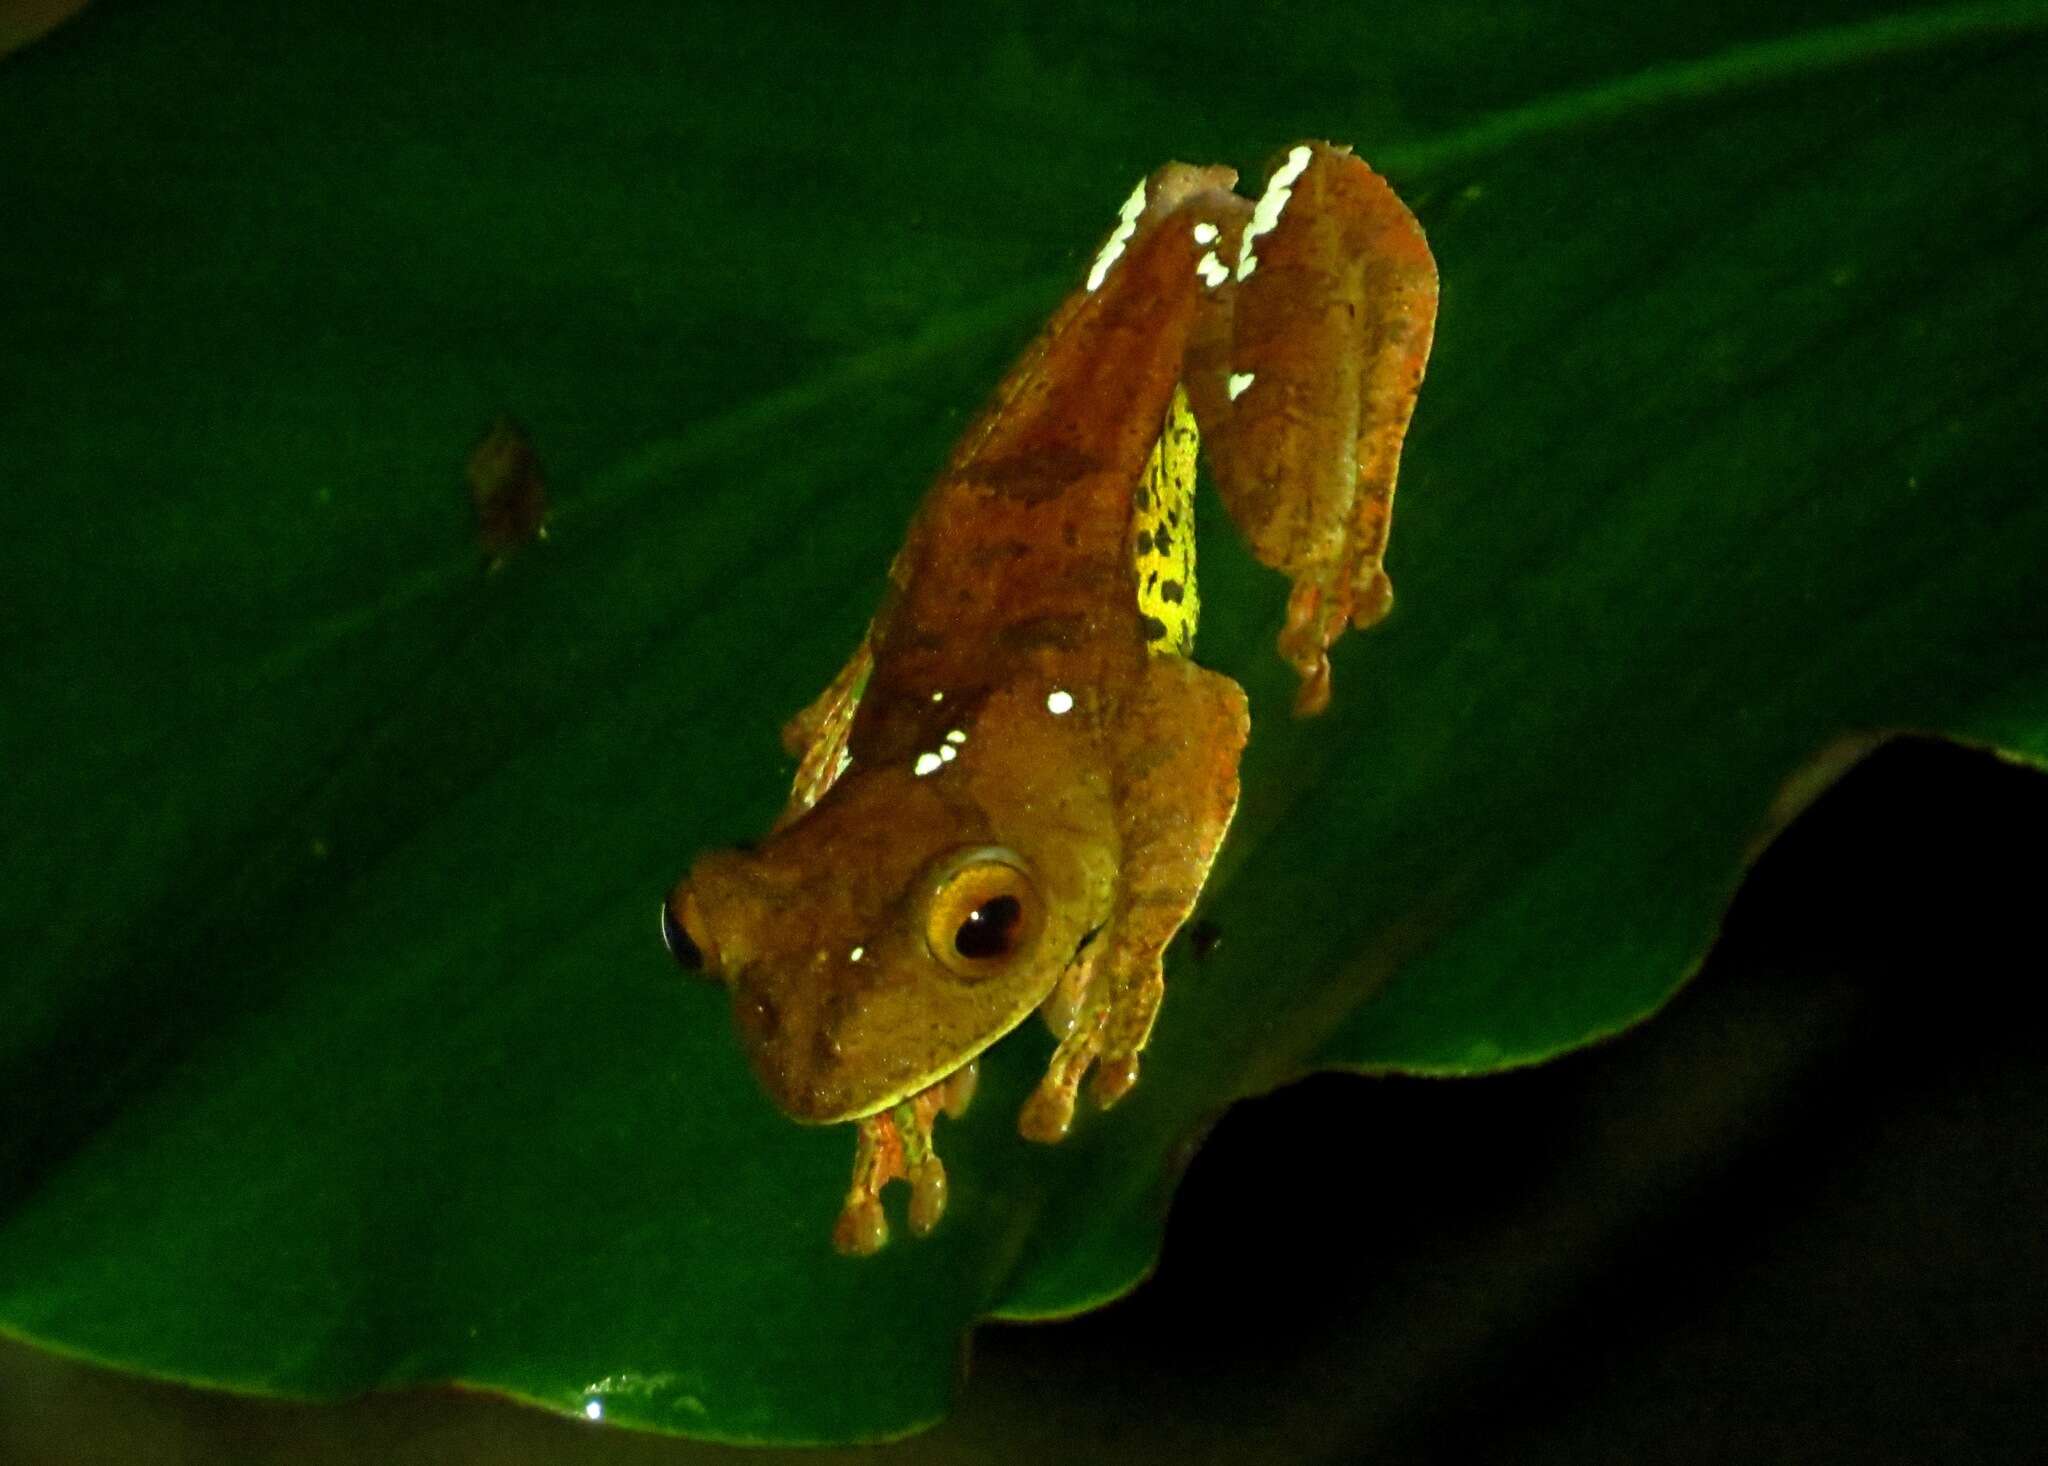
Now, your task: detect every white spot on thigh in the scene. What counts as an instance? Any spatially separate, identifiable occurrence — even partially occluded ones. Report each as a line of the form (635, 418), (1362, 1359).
(1086, 179), (1150, 292)
(930, 690), (944, 703)
(1191, 221), (1219, 245)
(1227, 371), (1256, 401)
(938, 744), (957, 762)
(913, 751), (943, 776)
(849, 945), (865, 962)
(1046, 689), (1074, 715)
(1196, 251), (1229, 288)
(1237, 144), (1313, 283)
(944, 729), (967, 744)
(583, 1400), (604, 1421)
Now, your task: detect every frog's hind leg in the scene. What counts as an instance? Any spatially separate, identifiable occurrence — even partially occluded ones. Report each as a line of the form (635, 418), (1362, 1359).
(775, 633), (873, 829)
(1018, 657), (1248, 1141)
(1182, 142), (1438, 716)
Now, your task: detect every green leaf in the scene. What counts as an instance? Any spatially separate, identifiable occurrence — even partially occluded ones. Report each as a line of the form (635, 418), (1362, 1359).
(4, 0), (2044, 1445)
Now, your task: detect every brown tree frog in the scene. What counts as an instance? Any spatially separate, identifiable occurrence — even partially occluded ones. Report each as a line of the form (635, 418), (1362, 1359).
(664, 142), (1437, 1253)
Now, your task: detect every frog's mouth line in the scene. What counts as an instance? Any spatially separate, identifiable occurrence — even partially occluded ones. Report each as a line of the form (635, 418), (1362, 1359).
(834, 922), (1105, 1124)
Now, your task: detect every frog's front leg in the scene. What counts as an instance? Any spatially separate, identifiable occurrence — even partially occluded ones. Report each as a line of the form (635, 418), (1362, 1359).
(832, 1062), (977, 1256)
(1184, 142), (1438, 716)
(775, 634), (873, 829)
(1019, 657), (1248, 1141)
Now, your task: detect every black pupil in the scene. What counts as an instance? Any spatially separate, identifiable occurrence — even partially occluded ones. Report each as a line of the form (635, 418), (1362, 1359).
(953, 895), (1023, 960)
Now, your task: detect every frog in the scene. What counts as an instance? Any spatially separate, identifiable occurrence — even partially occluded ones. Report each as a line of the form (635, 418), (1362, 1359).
(663, 142), (1437, 1254)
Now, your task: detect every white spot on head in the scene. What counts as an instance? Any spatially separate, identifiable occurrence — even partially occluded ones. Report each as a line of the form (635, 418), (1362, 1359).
(1085, 178), (1149, 292)
(1227, 371), (1256, 401)
(583, 1400), (604, 1421)
(938, 744), (957, 763)
(913, 751), (943, 776)
(1236, 144), (1314, 283)
(1196, 251), (1229, 288)
(944, 729), (967, 744)
(1046, 689), (1074, 716)
(849, 945), (865, 962)
(1191, 221), (1219, 245)
(930, 690), (944, 702)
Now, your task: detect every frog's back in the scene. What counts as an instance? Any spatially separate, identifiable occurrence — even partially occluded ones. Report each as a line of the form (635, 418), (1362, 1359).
(866, 210), (1213, 709)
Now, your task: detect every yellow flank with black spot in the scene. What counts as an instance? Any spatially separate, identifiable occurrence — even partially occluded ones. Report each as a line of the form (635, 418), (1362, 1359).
(1131, 384), (1199, 656)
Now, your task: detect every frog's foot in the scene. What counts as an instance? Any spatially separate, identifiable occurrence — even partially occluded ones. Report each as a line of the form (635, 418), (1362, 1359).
(1017, 978), (1157, 1137)
(1021, 945), (1168, 1136)
(830, 1077), (960, 1255)
(1276, 559), (1394, 717)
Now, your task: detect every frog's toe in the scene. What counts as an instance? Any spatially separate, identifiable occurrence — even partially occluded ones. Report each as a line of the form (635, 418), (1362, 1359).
(1018, 1081), (1078, 1143)
(833, 1197), (889, 1256)
(1089, 1053), (1141, 1108)
(940, 1059), (978, 1119)
(1039, 981), (1082, 1038)
(1351, 566), (1394, 631)
(908, 1158), (948, 1236)
(1278, 580), (1328, 713)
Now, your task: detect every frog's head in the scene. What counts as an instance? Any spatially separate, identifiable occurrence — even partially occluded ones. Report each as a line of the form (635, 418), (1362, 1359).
(663, 701), (1116, 1124)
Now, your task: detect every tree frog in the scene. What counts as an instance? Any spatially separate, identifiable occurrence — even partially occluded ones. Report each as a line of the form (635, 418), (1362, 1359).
(663, 142), (1437, 1254)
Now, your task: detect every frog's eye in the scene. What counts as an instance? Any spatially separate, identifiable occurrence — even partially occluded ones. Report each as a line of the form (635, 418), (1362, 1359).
(662, 885), (722, 980)
(923, 847), (1044, 979)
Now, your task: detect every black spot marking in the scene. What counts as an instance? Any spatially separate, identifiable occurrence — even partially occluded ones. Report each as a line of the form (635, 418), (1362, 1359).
(1145, 569), (1158, 592)
(1140, 614), (1170, 642)
(1160, 579), (1184, 604)
(1135, 529), (1153, 555)
(1154, 526), (1173, 556)
(1135, 482), (1153, 510)
(1167, 507), (1180, 527)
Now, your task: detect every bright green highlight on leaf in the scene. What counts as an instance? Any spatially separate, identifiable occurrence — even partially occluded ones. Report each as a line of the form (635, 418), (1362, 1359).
(3, 0), (2045, 1446)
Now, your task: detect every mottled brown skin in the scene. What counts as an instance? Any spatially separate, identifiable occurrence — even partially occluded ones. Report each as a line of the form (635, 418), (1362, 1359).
(667, 143), (1436, 1253)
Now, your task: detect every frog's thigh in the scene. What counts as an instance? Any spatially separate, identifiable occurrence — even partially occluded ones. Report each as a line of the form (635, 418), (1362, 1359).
(1187, 144), (1438, 715)
(1094, 656), (1250, 1097)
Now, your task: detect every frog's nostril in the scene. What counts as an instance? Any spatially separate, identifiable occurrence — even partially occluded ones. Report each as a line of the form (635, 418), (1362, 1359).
(661, 900), (703, 971)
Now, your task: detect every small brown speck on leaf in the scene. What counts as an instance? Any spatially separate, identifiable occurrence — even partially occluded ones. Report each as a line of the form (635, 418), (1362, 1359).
(467, 414), (548, 566)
